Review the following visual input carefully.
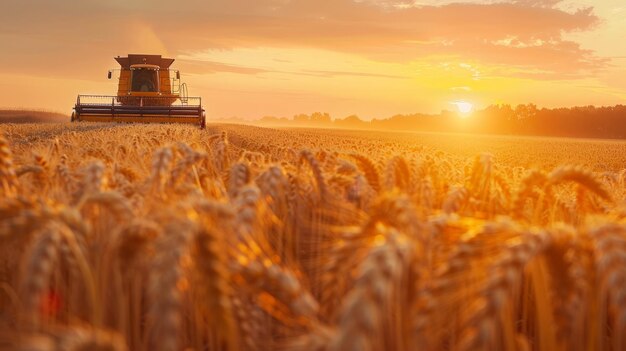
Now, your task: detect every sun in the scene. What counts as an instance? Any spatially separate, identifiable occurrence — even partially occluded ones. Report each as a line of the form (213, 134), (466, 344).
(452, 101), (474, 116)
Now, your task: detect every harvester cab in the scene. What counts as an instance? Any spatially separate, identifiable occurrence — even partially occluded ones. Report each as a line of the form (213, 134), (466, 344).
(72, 54), (206, 129)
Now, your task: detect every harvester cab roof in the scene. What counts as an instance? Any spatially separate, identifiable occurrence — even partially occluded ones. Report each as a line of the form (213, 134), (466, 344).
(72, 54), (205, 129)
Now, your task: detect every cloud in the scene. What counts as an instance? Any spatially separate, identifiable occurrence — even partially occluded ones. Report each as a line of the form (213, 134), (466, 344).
(300, 70), (409, 79)
(176, 59), (271, 75)
(451, 86), (472, 92)
(0, 0), (604, 80)
(176, 57), (409, 79)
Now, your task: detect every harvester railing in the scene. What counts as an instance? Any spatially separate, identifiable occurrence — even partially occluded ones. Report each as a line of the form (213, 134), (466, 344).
(76, 95), (201, 107)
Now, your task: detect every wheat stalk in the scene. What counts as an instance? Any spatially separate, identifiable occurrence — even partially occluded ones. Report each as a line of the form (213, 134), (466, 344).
(0, 133), (19, 197)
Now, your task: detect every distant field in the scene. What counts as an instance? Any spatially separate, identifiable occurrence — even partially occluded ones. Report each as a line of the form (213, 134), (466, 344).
(0, 109), (68, 123)
(4, 122), (626, 172)
(282, 127), (626, 172)
(4, 115), (626, 172)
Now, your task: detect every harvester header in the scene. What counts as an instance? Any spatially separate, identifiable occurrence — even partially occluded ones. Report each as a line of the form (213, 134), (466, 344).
(72, 54), (205, 128)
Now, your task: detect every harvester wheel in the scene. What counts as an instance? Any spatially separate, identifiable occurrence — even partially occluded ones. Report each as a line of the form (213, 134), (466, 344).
(200, 113), (206, 129)
(71, 112), (75, 122)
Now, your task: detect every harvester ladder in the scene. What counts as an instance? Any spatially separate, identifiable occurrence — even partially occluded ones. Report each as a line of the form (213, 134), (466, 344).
(180, 83), (189, 106)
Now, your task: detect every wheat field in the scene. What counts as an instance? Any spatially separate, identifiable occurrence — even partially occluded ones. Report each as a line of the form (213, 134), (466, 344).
(1, 122), (626, 351)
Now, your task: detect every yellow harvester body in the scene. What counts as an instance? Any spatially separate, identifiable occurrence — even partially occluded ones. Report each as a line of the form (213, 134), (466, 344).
(72, 54), (205, 128)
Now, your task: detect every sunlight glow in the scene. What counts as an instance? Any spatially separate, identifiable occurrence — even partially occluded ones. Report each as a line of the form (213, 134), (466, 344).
(452, 101), (474, 116)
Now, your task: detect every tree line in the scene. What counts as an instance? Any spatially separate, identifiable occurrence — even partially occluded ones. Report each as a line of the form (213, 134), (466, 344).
(249, 104), (626, 139)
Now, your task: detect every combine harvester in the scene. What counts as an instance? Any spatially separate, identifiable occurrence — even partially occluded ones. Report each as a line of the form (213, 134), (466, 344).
(72, 54), (205, 128)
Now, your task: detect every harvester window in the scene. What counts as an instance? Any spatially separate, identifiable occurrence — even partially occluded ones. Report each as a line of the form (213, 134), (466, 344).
(131, 69), (158, 92)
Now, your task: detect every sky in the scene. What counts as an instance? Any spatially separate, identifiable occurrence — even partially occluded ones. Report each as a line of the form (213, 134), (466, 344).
(0, 0), (625, 120)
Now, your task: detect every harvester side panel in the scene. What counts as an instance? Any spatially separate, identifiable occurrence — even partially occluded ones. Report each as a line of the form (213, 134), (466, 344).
(160, 70), (172, 94)
(117, 70), (131, 97)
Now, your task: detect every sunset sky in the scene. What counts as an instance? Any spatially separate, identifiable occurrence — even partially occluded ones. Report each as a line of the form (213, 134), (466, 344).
(1, 0), (625, 119)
